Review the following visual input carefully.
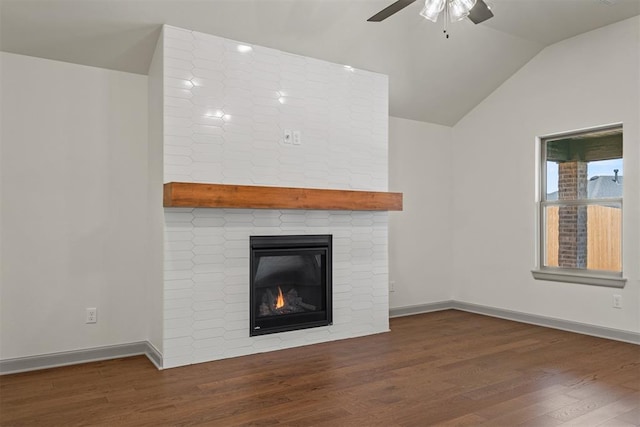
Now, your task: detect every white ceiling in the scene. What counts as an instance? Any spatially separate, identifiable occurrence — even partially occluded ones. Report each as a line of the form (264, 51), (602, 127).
(1, 0), (638, 125)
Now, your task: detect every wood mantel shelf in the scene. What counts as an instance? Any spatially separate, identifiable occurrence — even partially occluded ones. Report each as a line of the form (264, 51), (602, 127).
(163, 182), (403, 211)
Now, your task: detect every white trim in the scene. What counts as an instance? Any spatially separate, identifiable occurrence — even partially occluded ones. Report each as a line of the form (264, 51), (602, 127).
(389, 301), (453, 318)
(390, 301), (639, 345)
(4, 301), (638, 375)
(451, 301), (639, 345)
(0, 341), (163, 375)
(531, 269), (627, 288)
(145, 343), (163, 369)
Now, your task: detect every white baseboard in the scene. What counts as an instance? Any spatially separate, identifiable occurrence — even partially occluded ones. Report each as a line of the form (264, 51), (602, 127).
(390, 300), (639, 345)
(450, 301), (640, 345)
(3, 302), (637, 375)
(0, 341), (163, 375)
(389, 300), (454, 317)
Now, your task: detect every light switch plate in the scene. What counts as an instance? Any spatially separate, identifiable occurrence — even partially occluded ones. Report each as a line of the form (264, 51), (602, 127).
(283, 129), (292, 144)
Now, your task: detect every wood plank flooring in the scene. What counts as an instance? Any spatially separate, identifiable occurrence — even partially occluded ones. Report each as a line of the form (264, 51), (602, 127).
(1, 310), (638, 426)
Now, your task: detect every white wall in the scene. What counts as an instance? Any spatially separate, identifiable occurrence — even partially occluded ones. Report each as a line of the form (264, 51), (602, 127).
(0, 53), (151, 359)
(389, 117), (453, 308)
(451, 17), (640, 333)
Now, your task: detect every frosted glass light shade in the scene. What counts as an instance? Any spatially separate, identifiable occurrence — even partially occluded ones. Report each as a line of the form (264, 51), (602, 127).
(420, 0), (446, 22)
(449, 0), (477, 21)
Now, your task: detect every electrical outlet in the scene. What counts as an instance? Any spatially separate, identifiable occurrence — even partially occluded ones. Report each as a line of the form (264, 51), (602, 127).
(612, 294), (622, 309)
(389, 280), (396, 292)
(293, 130), (302, 145)
(86, 308), (97, 323)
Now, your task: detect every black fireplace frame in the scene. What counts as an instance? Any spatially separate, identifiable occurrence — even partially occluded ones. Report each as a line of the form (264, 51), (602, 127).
(249, 234), (332, 336)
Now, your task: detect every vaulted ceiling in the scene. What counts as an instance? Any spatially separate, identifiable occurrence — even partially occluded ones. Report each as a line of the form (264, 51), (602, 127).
(1, 0), (638, 125)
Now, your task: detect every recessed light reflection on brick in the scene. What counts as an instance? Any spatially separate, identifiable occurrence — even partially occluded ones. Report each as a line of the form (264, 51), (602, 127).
(205, 110), (225, 118)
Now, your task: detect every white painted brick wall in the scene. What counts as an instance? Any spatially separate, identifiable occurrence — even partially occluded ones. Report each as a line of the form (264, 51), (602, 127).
(163, 209), (389, 368)
(160, 25), (390, 368)
(162, 25), (388, 191)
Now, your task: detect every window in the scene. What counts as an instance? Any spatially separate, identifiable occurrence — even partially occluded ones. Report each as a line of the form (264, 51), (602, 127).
(533, 124), (626, 287)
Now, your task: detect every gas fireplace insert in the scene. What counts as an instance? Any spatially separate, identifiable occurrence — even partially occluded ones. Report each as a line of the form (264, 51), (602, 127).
(249, 235), (332, 336)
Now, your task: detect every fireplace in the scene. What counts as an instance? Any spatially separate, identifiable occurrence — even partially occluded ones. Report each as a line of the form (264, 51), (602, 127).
(250, 235), (332, 336)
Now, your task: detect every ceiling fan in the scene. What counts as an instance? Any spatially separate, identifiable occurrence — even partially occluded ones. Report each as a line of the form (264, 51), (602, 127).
(367, 0), (494, 24)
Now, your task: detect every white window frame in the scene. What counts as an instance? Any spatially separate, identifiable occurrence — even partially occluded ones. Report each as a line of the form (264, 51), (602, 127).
(532, 124), (627, 288)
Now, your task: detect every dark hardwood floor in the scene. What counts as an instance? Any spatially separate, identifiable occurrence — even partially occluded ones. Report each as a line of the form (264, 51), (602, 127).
(1, 310), (638, 426)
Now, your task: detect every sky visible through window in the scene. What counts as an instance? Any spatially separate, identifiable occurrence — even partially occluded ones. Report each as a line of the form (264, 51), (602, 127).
(546, 159), (623, 194)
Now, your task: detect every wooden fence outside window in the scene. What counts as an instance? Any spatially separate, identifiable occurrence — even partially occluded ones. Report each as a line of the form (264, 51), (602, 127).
(546, 205), (621, 272)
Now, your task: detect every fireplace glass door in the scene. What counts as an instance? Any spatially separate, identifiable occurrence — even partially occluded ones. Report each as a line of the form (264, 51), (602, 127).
(250, 235), (332, 336)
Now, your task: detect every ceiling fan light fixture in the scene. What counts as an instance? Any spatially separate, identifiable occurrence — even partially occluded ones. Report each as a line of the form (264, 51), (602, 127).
(449, 0), (477, 21)
(420, 0), (446, 22)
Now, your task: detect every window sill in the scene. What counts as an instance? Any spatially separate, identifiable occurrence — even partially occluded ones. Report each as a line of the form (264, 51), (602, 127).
(531, 270), (627, 288)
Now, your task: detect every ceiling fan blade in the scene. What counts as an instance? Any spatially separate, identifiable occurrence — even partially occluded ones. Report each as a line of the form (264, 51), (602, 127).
(367, 0), (419, 22)
(467, 0), (494, 24)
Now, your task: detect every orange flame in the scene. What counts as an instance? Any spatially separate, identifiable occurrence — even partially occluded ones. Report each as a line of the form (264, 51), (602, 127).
(275, 287), (285, 309)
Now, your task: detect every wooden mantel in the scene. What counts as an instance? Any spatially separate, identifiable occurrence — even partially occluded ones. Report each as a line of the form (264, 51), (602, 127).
(163, 182), (403, 211)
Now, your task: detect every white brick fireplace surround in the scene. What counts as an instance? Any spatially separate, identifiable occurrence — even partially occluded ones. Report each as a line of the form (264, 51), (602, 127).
(158, 25), (390, 368)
